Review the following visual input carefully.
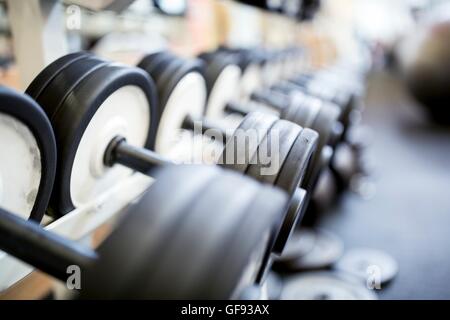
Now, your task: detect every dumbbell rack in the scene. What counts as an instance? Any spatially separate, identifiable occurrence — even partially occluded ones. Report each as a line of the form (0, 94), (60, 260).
(0, 173), (153, 291)
(0, 0), (158, 292)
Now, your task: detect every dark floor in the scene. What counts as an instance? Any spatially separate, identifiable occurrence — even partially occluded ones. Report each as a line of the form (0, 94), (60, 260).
(319, 71), (450, 299)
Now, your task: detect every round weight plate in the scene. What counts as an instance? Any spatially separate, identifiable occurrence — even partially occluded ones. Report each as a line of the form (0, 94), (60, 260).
(82, 165), (220, 299)
(277, 229), (344, 271)
(209, 176), (288, 299)
(37, 56), (109, 121)
(0, 87), (56, 222)
(228, 181), (288, 293)
(303, 102), (341, 189)
(26, 51), (90, 100)
(150, 54), (177, 78)
(272, 187), (307, 254)
(200, 52), (235, 92)
(310, 102), (340, 150)
(156, 58), (205, 117)
(205, 64), (241, 120)
(279, 93), (300, 124)
(281, 271), (378, 300)
(276, 228), (317, 262)
(153, 57), (185, 103)
(275, 128), (318, 194)
(220, 112), (278, 173)
(335, 248), (399, 285)
(246, 119), (302, 187)
(47, 64), (157, 216)
(292, 94), (323, 128)
(143, 55), (207, 156)
(154, 70), (207, 156)
(240, 63), (262, 100)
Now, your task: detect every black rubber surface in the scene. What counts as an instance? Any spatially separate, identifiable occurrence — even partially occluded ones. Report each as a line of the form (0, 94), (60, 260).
(246, 119), (302, 188)
(25, 51), (90, 100)
(220, 112), (278, 173)
(37, 56), (109, 121)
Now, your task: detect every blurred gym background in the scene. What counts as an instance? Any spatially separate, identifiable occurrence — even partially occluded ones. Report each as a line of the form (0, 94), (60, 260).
(0, 0), (449, 299)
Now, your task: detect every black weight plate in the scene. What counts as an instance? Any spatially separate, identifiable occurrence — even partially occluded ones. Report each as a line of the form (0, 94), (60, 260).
(220, 112), (278, 173)
(197, 51), (216, 64)
(137, 51), (171, 75)
(272, 186), (308, 254)
(219, 49), (252, 72)
(275, 128), (318, 193)
(82, 165), (219, 299)
(48, 64), (158, 216)
(221, 181), (288, 295)
(0, 86), (56, 222)
(37, 56), (109, 121)
(202, 53), (237, 97)
(279, 95), (300, 123)
(304, 103), (340, 189)
(311, 102), (340, 149)
(245, 187), (291, 283)
(157, 59), (205, 115)
(232, 51), (252, 72)
(153, 57), (185, 106)
(291, 96), (322, 128)
(145, 168), (264, 299)
(25, 51), (90, 100)
(153, 55), (183, 89)
(246, 119), (302, 188)
(141, 52), (174, 83)
(265, 271), (284, 300)
(246, 121), (311, 256)
(138, 52), (180, 113)
(147, 55), (183, 117)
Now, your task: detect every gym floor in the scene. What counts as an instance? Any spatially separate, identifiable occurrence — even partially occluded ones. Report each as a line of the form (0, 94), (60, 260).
(319, 71), (450, 299)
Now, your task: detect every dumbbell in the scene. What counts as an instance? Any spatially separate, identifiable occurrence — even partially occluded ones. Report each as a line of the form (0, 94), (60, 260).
(137, 51), (322, 260)
(274, 69), (364, 138)
(0, 85), (291, 298)
(196, 50), (341, 191)
(0, 166), (290, 299)
(197, 49), (352, 223)
(212, 47), (265, 102)
(26, 52), (317, 275)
